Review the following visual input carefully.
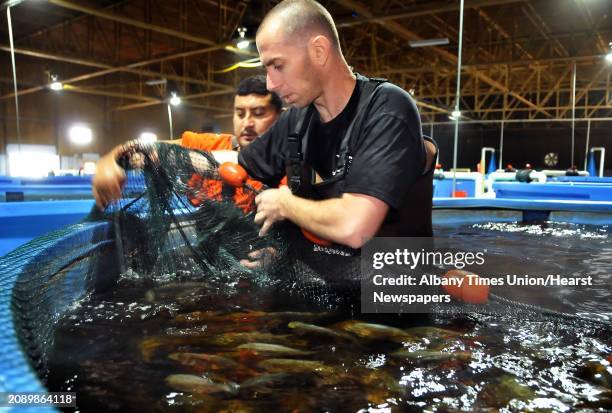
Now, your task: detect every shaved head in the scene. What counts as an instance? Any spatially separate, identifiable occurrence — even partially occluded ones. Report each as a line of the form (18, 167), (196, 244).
(257, 0), (341, 50)
(256, 0), (353, 109)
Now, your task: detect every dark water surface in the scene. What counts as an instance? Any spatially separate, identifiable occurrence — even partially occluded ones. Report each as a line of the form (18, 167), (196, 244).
(47, 221), (611, 412)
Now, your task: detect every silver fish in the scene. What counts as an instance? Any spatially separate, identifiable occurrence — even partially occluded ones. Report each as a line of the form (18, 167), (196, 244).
(165, 374), (238, 395)
(287, 321), (358, 342)
(336, 321), (417, 343)
(168, 352), (241, 370)
(258, 358), (336, 375)
(390, 349), (471, 362)
(236, 343), (312, 356)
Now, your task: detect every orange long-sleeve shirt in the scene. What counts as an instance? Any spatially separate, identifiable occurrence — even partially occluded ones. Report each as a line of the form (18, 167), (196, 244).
(181, 131), (237, 151)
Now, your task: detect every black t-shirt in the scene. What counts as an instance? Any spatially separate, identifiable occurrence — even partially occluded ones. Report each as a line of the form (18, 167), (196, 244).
(238, 75), (424, 210)
(306, 79), (361, 179)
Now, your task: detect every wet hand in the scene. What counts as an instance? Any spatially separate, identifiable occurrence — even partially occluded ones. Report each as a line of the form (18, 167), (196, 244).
(254, 186), (291, 236)
(239, 247), (278, 269)
(92, 154), (126, 210)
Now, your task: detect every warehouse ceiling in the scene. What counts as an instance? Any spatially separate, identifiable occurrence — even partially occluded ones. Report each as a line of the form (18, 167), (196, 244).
(1, 0), (611, 122)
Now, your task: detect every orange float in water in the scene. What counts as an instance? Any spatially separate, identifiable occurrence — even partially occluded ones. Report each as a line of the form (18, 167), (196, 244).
(218, 162), (248, 188)
(442, 269), (490, 304)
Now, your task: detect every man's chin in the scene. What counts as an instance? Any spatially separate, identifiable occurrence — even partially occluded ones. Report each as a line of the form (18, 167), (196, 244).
(283, 95), (301, 107)
(285, 100), (306, 108)
(289, 98), (311, 108)
(239, 135), (257, 146)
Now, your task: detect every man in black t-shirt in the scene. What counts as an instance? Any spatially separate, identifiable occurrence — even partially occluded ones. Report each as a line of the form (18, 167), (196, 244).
(237, 0), (432, 248)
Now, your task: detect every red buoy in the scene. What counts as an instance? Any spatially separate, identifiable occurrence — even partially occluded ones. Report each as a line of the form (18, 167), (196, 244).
(442, 269), (489, 304)
(219, 162), (247, 187)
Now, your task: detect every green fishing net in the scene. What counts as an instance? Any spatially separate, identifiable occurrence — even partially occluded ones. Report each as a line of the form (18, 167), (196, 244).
(8, 142), (364, 380)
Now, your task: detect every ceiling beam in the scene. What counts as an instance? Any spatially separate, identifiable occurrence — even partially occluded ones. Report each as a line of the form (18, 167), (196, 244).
(336, 0), (552, 118)
(0, 42), (239, 101)
(336, 0), (526, 28)
(0, 44), (232, 89)
(18, 0), (126, 43)
(62, 85), (159, 101)
(521, 3), (569, 58)
(475, 7), (534, 61)
(558, 64), (610, 118)
(372, 53), (605, 76)
(573, 0), (609, 53)
(113, 88), (236, 111)
(47, 0), (218, 47)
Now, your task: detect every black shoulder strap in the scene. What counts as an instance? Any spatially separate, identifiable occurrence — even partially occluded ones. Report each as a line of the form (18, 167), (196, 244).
(286, 105), (315, 193)
(336, 77), (387, 177)
(286, 76), (387, 192)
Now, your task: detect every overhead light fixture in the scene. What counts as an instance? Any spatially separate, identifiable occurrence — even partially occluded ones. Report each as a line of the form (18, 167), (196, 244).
(236, 27), (249, 49)
(145, 78), (167, 86)
(2, 0), (27, 11)
(49, 74), (63, 91)
(169, 92), (181, 106)
(449, 110), (462, 121)
(68, 125), (93, 145)
(139, 132), (157, 143)
(409, 38), (449, 48)
(606, 42), (612, 63)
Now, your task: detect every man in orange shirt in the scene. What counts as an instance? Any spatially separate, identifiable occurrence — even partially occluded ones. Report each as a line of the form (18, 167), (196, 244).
(93, 75), (282, 209)
(175, 76), (282, 211)
(176, 75), (282, 152)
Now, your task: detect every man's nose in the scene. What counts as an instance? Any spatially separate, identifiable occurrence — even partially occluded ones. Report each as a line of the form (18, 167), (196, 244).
(267, 72), (279, 92)
(244, 112), (255, 126)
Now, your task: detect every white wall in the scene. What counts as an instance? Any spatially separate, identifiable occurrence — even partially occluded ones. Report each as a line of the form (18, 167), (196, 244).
(0, 154), (6, 176)
(7, 144), (59, 178)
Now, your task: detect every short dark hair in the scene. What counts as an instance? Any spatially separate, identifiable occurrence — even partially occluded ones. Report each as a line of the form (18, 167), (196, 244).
(236, 75), (282, 112)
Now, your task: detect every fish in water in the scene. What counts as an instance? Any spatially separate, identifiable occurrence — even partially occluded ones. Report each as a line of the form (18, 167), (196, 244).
(358, 368), (403, 392)
(236, 343), (313, 357)
(404, 326), (463, 339)
(335, 321), (417, 343)
(145, 282), (210, 303)
(140, 333), (299, 361)
(239, 372), (316, 395)
(287, 321), (358, 343)
(172, 310), (327, 325)
(165, 374), (238, 395)
(140, 336), (212, 362)
(208, 332), (299, 347)
(258, 358), (336, 376)
(173, 310), (266, 324)
(390, 349), (472, 362)
(168, 352), (241, 371)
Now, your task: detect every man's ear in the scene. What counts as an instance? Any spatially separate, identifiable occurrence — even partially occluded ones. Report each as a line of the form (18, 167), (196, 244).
(308, 35), (331, 67)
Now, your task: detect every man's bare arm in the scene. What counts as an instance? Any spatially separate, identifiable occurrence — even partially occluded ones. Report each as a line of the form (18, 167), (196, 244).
(255, 188), (388, 249)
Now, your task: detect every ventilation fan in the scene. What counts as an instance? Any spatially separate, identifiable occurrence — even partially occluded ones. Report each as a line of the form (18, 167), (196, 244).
(544, 152), (559, 167)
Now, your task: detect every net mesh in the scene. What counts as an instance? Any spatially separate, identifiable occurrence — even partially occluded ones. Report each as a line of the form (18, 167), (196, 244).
(6, 142), (364, 381)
